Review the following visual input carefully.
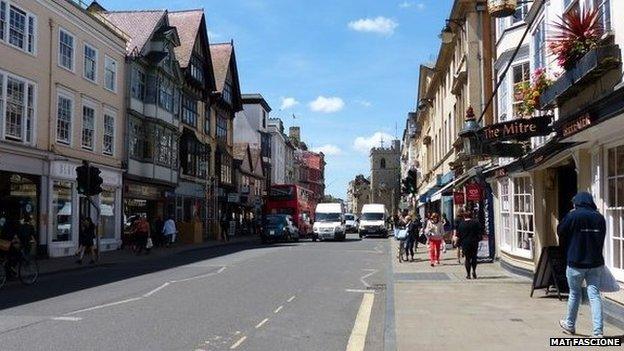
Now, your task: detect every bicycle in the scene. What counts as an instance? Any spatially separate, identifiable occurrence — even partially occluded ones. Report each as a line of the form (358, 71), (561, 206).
(0, 241), (39, 289)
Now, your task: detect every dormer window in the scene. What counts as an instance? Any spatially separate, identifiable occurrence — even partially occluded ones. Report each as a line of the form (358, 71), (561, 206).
(190, 55), (204, 84)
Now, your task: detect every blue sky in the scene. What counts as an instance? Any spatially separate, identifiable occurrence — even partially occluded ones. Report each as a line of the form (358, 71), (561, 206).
(104, 0), (452, 199)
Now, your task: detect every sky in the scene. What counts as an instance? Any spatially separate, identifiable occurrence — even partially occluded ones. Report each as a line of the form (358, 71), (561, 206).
(104, 0), (453, 199)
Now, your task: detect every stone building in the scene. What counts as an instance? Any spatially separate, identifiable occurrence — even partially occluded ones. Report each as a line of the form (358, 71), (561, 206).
(346, 174), (371, 216)
(369, 140), (401, 216)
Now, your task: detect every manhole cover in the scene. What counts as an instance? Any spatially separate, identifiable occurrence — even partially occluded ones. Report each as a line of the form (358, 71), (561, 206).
(394, 272), (451, 281)
(367, 284), (386, 291)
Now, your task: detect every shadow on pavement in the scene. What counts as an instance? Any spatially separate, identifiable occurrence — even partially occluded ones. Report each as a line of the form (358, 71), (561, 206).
(0, 240), (301, 310)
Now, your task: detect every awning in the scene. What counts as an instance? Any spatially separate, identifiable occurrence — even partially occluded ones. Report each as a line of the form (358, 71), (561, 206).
(418, 186), (440, 204)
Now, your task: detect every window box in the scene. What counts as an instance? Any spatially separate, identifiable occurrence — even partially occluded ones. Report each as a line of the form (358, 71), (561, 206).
(539, 44), (621, 109)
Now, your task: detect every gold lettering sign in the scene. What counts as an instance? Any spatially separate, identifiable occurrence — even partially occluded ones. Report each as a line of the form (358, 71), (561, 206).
(561, 114), (592, 138)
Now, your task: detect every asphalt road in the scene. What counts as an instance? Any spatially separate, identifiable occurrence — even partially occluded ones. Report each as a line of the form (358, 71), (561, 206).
(0, 234), (391, 351)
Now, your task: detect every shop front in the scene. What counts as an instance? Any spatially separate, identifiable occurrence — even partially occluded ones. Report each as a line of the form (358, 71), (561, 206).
(175, 180), (207, 244)
(123, 179), (174, 246)
(48, 160), (123, 257)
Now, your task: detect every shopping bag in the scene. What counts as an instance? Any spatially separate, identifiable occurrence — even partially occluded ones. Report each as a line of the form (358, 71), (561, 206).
(395, 229), (408, 240)
(600, 266), (621, 293)
(146, 237), (154, 249)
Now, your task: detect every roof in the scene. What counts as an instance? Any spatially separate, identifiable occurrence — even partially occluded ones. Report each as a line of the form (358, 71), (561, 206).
(210, 43), (233, 92)
(168, 9), (204, 67)
(242, 93), (272, 112)
(233, 143), (249, 161)
(101, 10), (166, 54)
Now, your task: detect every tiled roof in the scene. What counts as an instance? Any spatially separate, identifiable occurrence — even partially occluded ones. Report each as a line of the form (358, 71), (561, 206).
(210, 43), (233, 92)
(233, 143), (248, 161)
(101, 10), (166, 54)
(168, 9), (204, 68)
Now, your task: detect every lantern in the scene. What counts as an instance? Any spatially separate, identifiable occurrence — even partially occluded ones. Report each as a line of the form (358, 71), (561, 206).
(488, 0), (518, 18)
(458, 106), (482, 156)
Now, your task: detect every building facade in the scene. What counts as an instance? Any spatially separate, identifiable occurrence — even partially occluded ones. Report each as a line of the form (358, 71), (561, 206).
(346, 174), (371, 216)
(267, 118), (287, 185)
(0, 0), (127, 257)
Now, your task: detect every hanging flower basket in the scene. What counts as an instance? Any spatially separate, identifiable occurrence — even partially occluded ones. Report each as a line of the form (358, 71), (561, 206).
(488, 0), (517, 18)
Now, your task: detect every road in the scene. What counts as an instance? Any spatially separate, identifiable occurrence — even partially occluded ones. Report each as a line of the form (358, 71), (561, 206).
(0, 234), (391, 351)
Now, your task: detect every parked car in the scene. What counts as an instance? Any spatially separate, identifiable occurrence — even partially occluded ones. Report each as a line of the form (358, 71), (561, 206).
(261, 214), (300, 243)
(344, 213), (358, 233)
(359, 204), (388, 238)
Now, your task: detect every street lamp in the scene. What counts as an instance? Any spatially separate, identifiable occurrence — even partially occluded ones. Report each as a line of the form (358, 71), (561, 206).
(439, 19), (464, 44)
(458, 106), (481, 156)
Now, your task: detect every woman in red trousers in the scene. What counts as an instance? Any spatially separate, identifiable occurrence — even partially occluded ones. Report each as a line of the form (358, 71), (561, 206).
(425, 212), (445, 266)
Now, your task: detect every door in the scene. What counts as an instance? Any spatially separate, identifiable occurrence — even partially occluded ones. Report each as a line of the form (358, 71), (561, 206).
(557, 162), (578, 221)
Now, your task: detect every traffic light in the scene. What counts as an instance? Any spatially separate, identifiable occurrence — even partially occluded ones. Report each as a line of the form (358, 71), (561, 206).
(76, 161), (103, 196)
(401, 170), (418, 195)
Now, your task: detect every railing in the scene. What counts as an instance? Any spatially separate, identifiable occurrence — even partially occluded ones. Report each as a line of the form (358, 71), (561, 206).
(67, 0), (130, 42)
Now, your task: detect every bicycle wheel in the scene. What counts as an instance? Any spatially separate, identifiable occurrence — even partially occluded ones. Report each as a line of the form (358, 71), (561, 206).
(18, 257), (39, 285)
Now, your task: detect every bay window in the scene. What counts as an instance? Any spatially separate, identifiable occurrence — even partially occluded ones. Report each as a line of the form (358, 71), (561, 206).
(182, 95), (198, 127)
(131, 67), (145, 100)
(158, 78), (173, 111)
(217, 113), (228, 142)
(499, 176), (535, 258)
(81, 104), (95, 150)
(1, 71), (35, 144)
(606, 145), (624, 276)
(223, 81), (233, 105)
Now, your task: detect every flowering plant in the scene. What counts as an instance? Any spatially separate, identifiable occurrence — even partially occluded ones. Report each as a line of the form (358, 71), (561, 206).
(516, 68), (553, 117)
(549, 8), (603, 70)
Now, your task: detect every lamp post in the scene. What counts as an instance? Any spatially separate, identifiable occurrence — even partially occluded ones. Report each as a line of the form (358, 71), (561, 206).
(458, 106), (482, 157)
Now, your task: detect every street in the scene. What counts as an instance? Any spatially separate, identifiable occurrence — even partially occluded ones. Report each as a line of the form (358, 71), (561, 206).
(0, 236), (389, 351)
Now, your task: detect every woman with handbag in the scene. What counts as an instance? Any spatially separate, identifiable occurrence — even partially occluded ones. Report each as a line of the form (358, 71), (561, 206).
(425, 212), (445, 266)
(134, 215), (151, 255)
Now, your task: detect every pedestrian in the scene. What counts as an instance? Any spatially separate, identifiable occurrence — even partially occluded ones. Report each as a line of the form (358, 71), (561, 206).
(162, 215), (177, 247)
(425, 212), (445, 266)
(441, 213), (451, 254)
(220, 212), (230, 242)
(405, 214), (421, 261)
(413, 214), (423, 254)
(557, 192), (606, 338)
(456, 210), (482, 279)
(76, 217), (96, 264)
(134, 214), (151, 255)
(453, 211), (465, 264)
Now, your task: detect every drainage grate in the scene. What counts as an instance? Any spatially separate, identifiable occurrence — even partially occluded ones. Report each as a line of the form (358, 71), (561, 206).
(394, 272), (451, 281)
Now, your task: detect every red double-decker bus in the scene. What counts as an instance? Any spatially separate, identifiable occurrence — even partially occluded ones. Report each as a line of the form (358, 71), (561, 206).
(265, 184), (314, 237)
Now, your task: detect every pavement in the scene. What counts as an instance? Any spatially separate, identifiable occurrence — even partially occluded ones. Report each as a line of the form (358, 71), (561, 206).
(390, 239), (624, 351)
(0, 234), (389, 351)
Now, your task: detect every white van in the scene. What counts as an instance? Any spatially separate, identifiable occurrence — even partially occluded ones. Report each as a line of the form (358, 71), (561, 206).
(358, 204), (388, 238)
(313, 203), (346, 241)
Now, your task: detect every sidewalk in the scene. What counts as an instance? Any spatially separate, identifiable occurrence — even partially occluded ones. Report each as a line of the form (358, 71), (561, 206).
(390, 240), (624, 351)
(36, 235), (258, 277)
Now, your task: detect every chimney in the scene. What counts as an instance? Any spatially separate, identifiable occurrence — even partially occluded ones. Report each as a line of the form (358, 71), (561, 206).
(289, 126), (300, 143)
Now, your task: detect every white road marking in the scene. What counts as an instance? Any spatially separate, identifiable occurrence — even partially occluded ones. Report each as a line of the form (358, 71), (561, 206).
(274, 305), (283, 314)
(345, 289), (374, 294)
(359, 269), (378, 288)
(230, 336), (247, 349)
(143, 282), (170, 297)
(255, 318), (269, 329)
(287, 295), (296, 302)
(51, 316), (82, 321)
(65, 297), (142, 315)
(217, 266), (227, 273)
(345, 293), (375, 351)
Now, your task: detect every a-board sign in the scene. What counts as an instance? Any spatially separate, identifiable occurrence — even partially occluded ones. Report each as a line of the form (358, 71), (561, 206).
(531, 246), (569, 300)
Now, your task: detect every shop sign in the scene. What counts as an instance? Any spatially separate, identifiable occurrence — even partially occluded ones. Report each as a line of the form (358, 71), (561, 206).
(465, 183), (482, 201)
(560, 113), (592, 138)
(453, 191), (465, 205)
(126, 184), (162, 199)
(481, 115), (553, 143)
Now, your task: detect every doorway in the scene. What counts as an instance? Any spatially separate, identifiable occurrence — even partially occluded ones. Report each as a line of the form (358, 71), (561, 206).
(557, 161), (578, 221)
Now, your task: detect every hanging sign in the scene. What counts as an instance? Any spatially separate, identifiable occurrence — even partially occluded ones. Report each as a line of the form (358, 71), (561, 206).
(453, 191), (465, 205)
(465, 183), (482, 201)
(481, 115), (553, 143)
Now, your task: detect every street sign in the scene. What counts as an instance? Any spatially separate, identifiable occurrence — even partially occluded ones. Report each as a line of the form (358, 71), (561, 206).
(465, 183), (481, 201)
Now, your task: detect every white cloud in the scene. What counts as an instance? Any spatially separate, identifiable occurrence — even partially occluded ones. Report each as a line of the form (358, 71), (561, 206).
(356, 99), (373, 108)
(399, 1), (425, 10)
(309, 96), (345, 113)
(347, 16), (398, 36)
(208, 30), (220, 40)
(312, 144), (342, 156)
(280, 97), (299, 110)
(353, 132), (395, 154)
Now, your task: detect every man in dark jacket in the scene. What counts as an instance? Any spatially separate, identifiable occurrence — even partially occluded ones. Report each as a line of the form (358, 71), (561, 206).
(557, 192), (606, 337)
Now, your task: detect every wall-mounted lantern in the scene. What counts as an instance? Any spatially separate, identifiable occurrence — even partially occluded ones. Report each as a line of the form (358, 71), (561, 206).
(458, 106), (481, 156)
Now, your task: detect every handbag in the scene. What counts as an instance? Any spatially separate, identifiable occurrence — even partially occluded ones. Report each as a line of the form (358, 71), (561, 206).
(599, 266), (621, 293)
(146, 237), (154, 249)
(417, 233), (428, 245)
(395, 229), (408, 240)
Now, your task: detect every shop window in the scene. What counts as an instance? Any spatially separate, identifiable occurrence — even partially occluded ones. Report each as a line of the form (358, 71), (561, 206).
(0, 172), (38, 243)
(606, 145), (624, 274)
(99, 189), (116, 239)
(499, 176), (534, 258)
(52, 180), (73, 242)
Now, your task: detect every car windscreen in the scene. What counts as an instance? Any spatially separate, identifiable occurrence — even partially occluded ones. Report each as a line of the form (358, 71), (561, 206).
(344, 214), (355, 220)
(315, 212), (341, 222)
(361, 213), (384, 221)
